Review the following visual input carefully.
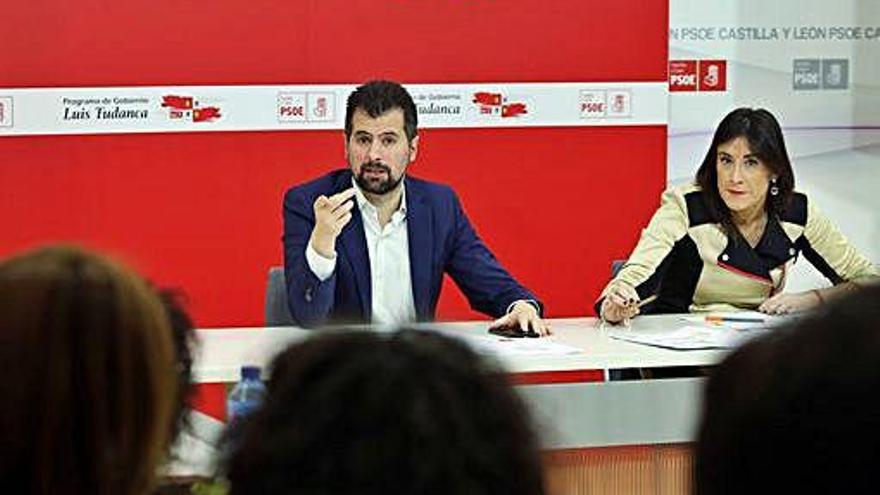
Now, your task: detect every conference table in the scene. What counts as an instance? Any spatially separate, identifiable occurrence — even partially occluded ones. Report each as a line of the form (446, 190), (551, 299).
(184, 315), (750, 494)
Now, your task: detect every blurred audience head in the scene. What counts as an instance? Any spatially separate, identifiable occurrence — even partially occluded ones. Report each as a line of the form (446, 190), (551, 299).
(0, 245), (178, 495)
(225, 329), (545, 495)
(157, 288), (198, 444)
(695, 283), (880, 494)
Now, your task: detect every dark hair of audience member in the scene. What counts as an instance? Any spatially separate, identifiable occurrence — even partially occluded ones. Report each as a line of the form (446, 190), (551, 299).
(0, 245), (178, 495)
(695, 283), (880, 494)
(224, 329), (546, 495)
(158, 288), (198, 444)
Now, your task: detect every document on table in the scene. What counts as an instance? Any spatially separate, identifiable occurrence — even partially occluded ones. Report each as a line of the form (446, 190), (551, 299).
(464, 335), (585, 358)
(607, 325), (769, 351)
(399, 325), (585, 358)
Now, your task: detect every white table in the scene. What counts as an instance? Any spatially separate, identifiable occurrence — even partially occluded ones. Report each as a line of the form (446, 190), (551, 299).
(193, 315), (732, 383)
(187, 315), (742, 494)
(190, 315), (737, 448)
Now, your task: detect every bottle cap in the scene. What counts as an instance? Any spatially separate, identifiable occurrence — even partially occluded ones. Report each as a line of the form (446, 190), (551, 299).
(241, 365), (261, 380)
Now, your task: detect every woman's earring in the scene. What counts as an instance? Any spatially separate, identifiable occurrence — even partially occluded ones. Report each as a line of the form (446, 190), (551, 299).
(770, 178), (779, 196)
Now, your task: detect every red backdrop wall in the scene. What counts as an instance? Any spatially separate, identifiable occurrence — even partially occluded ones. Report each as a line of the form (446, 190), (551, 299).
(1, 0), (668, 418)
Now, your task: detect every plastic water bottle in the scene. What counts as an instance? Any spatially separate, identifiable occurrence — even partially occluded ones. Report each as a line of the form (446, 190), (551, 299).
(226, 365), (267, 423)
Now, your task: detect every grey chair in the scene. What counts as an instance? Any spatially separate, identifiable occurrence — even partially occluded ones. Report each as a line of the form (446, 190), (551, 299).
(611, 259), (627, 278)
(265, 266), (295, 326)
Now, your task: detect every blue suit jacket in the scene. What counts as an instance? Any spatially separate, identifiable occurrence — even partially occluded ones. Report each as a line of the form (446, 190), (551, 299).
(283, 169), (541, 327)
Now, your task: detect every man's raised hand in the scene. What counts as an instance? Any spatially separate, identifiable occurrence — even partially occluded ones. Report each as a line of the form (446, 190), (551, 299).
(310, 188), (357, 258)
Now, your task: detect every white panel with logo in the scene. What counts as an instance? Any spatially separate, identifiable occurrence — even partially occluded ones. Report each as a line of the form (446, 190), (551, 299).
(0, 82), (667, 137)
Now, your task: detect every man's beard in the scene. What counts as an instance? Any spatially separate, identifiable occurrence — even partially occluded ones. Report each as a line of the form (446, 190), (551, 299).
(354, 160), (404, 195)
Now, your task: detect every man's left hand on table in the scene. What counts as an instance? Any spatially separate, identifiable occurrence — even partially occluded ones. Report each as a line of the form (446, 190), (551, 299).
(488, 300), (551, 337)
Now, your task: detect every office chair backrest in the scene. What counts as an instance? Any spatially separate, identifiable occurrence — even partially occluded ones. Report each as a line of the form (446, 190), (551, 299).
(611, 259), (627, 278)
(265, 266), (295, 326)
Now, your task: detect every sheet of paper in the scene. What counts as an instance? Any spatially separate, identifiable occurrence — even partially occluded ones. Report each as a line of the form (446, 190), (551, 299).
(427, 326), (585, 358)
(463, 334), (585, 358)
(608, 325), (769, 350)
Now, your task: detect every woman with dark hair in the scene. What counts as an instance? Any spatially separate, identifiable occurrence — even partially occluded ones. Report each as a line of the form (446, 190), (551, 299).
(0, 245), (178, 495)
(597, 108), (876, 323)
(223, 329), (546, 495)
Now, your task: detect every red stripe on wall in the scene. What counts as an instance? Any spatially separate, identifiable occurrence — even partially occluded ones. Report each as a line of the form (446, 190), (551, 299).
(510, 369), (605, 385)
(196, 368), (609, 422)
(191, 383), (227, 422)
(0, 1), (667, 88)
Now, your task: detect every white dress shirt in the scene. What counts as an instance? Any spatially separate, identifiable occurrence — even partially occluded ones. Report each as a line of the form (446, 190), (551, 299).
(306, 179), (416, 325)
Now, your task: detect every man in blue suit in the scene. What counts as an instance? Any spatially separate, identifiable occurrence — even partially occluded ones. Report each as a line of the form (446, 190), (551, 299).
(283, 80), (548, 334)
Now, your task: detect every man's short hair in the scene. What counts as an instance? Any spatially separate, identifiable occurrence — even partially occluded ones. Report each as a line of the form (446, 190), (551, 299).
(695, 283), (880, 494)
(224, 329), (546, 495)
(344, 80), (418, 142)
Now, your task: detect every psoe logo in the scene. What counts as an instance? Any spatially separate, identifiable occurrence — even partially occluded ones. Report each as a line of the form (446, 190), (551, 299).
(307, 93), (335, 122)
(792, 59), (820, 90)
(472, 92), (528, 118)
(278, 92), (306, 122)
(699, 60), (727, 91)
(607, 89), (632, 117)
(278, 92), (336, 123)
(821, 58), (849, 90)
(0, 96), (13, 128)
(669, 60), (698, 92)
(579, 90), (607, 118)
(161, 95), (222, 123)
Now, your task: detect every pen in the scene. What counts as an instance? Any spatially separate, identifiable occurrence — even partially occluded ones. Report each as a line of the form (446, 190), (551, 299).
(705, 315), (766, 324)
(635, 294), (658, 308)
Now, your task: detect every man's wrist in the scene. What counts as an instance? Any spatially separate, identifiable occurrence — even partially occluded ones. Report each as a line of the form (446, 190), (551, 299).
(309, 231), (336, 259)
(507, 299), (540, 315)
(305, 241), (337, 282)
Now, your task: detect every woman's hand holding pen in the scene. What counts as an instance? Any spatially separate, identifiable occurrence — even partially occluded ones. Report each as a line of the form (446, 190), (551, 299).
(600, 284), (643, 325)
